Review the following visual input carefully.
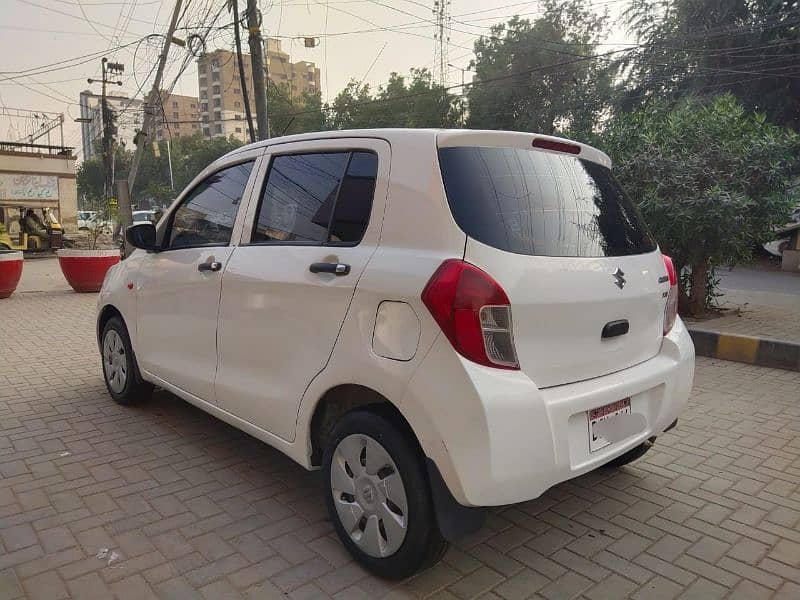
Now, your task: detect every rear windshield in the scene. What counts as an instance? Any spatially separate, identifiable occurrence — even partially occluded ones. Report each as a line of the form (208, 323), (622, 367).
(438, 146), (656, 257)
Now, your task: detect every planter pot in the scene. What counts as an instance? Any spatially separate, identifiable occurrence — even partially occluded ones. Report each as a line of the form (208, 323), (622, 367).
(56, 248), (120, 293)
(0, 251), (23, 298)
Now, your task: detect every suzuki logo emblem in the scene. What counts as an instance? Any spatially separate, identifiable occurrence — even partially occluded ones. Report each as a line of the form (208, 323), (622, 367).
(612, 268), (626, 289)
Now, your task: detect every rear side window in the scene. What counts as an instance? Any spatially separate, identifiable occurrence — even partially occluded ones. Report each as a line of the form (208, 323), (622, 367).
(252, 151), (377, 244)
(438, 146), (656, 257)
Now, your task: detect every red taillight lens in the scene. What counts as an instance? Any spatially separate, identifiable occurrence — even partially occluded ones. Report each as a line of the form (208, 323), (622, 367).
(421, 259), (519, 369)
(662, 255), (679, 335)
(532, 138), (581, 155)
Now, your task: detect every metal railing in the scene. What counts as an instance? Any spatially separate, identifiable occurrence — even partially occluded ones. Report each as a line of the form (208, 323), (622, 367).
(0, 141), (74, 156)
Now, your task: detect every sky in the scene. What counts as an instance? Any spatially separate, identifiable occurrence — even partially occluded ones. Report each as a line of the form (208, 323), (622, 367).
(0, 0), (633, 160)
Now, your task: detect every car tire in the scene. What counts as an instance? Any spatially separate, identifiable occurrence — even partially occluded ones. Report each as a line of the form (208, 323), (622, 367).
(322, 409), (448, 580)
(603, 439), (654, 469)
(100, 316), (153, 406)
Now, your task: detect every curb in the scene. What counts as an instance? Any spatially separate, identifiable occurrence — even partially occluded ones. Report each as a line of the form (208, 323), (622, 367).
(687, 328), (800, 372)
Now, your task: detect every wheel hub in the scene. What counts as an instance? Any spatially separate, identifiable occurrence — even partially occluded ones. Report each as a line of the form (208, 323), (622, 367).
(330, 434), (409, 558)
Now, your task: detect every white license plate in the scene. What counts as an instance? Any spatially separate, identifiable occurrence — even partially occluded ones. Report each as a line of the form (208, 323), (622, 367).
(588, 398), (631, 452)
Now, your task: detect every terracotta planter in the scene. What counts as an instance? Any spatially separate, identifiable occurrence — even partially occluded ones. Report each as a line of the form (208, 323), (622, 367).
(56, 248), (120, 293)
(0, 251), (23, 299)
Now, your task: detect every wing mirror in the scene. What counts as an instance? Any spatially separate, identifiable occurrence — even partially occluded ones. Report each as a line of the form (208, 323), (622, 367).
(125, 222), (157, 251)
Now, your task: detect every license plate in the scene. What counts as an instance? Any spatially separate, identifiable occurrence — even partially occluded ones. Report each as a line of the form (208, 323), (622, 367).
(588, 398), (631, 452)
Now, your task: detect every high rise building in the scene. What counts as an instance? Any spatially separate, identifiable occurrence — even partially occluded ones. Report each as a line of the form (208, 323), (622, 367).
(197, 39), (321, 141)
(154, 92), (201, 140)
(78, 91), (144, 159)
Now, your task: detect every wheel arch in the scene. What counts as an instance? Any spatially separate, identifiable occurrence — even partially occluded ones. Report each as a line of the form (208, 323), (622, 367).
(97, 304), (125, 349)
(308, 384), (422, 468)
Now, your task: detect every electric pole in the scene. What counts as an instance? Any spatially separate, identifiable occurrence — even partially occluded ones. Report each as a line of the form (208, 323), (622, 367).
(246, 0), (269, 140)
(88, 58), (123, 202)
(123, 0), (184, 254)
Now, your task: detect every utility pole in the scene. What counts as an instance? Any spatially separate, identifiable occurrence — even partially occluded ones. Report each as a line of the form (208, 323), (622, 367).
(88, 58), (123, 202)
(246, 0), (269, 140)
(124, 0), (184, 254)
(447, 63), (472, 127)
(231, 0), (255, 142)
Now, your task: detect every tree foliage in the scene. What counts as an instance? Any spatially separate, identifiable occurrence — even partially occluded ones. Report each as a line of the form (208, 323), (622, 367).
(467, 0), (616, 138)
(619, 0), (800, 130)
(601, 94), (800, 314)
(329, 68), (459, 130)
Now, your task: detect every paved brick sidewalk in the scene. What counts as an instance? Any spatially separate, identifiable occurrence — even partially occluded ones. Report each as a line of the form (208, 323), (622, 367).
(2, 289), (800, 599)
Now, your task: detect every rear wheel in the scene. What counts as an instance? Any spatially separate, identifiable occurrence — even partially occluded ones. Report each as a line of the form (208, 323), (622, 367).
(322, 410), (447, 579)
(101, 316), (153, 405)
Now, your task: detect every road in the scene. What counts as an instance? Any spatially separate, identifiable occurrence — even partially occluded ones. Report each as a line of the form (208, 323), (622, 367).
(0, 265), (799, 599)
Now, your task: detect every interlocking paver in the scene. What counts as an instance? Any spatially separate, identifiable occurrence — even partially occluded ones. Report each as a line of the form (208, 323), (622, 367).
(3, 264), (800, 598)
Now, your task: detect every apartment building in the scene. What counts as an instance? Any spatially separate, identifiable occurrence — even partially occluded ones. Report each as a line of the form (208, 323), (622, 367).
(78, 91), (144, 159)
(155, 92), (201, 140)
(197, 39), (321, 141)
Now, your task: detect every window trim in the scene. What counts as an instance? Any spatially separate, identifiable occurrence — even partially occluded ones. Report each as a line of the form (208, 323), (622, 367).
(244, 149), (377, 248)
(159, 158), (257, 252)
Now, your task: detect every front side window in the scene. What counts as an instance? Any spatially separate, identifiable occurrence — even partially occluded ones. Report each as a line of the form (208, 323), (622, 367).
(167, 161), (254, 249)
(252, 151), (377, 244)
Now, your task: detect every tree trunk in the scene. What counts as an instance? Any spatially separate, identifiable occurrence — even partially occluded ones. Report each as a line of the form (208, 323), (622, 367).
(689, 260), (708, 316)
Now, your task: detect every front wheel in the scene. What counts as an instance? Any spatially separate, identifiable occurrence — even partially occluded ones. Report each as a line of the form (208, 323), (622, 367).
(322, 410), (447, 579)
(101, 316), (153, 405)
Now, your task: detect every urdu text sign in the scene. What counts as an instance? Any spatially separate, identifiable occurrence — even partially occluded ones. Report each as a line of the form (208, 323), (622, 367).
(0, 174), (59, 200)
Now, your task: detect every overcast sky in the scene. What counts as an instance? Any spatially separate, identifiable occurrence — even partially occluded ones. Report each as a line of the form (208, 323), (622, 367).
(0, 0), (632, 160)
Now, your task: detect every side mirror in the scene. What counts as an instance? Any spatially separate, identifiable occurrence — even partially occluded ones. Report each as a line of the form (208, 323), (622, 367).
(125, 222), (157, 251)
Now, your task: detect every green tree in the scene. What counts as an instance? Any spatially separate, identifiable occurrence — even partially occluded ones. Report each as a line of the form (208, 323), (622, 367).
(601, 94), (799, 315)
(620, 0), (800, 130)
(76, 146), (132, 208)
(329, 68), (459, 130)
(467, 0), (615, 138)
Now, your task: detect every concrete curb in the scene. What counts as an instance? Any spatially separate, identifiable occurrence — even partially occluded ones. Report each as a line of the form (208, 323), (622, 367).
(688, 328), (800, 372)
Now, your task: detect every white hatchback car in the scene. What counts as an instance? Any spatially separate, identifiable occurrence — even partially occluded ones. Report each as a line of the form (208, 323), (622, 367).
(97, 129), (695, 578)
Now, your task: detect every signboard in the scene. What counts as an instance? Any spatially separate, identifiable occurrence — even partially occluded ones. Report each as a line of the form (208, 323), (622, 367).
(0, 174), (59, 201)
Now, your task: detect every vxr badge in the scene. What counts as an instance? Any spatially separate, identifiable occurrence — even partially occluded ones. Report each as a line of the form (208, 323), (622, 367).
(612, 268), (626, 289)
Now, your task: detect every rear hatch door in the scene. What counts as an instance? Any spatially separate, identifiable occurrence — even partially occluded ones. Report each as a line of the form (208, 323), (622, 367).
(438, 138), (669, 388)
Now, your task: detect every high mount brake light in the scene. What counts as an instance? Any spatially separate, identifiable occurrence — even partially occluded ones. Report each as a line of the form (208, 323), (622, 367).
(421, 260), (519, 370)
(532, 138), (581, 155)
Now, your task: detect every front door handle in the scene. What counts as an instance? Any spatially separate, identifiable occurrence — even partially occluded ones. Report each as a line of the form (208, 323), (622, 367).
(309, 262), (350, 276)
(198, 261), (222, 272)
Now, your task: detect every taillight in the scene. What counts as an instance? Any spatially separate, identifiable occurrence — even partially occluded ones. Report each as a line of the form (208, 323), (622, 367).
(662, 255), (678, 335)
(421, 259), (519, 369)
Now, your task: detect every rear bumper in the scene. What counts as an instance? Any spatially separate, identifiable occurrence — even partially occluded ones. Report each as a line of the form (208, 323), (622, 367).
(403, 318), (695, 507)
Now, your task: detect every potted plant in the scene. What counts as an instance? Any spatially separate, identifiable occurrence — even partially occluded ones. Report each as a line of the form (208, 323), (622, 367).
(57, 201), (120, 293)
(0, 244), (23, 298)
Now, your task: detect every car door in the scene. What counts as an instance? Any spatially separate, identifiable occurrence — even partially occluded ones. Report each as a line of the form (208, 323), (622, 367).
(136, 157), (258, 403)
(216, 138), (390, 441)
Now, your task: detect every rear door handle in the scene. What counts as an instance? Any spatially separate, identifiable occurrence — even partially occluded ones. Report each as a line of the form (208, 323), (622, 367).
(309, 262), (350, 276)
(198, 261), (222, 272)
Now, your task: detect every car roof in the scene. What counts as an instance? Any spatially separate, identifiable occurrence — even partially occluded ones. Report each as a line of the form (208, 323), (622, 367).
(221, 128), (612, 169)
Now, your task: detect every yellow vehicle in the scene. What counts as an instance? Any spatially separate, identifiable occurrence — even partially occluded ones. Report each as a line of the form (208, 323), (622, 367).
(0, 207), (68, 251)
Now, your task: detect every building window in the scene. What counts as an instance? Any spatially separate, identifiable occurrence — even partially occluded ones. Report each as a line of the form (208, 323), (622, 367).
(173, 112), (179, 119)
(234, 101), (241, 108)
(190, 103), (196, 109)
(213, 98), (221, 108)
(211, 59), (219, 68)
(214, 124), (222, 134)
(201, 102), (208, 112)
(234, 88), (240, 95)
(192, 124), (198, 129)
(212, 72), (220, 82)
(199, 77), (207, 87)
(235, 127), (242, 133)
(234, 114), (241, 120)
(172, 101), (178, 108)
(213, 85), (220, 95)
(200, 91), (207, 99)
(202, 115), (209, 123)
(214, 110), (221, 120)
